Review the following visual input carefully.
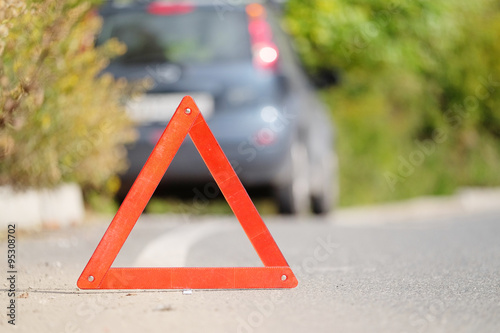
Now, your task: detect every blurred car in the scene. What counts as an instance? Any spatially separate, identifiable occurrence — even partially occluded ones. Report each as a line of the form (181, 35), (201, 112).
(97, 0), (338, 214)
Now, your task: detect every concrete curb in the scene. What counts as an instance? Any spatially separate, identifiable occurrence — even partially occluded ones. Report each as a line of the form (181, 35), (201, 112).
(0, 183), (85, 231)
(334, 187), (500, 225)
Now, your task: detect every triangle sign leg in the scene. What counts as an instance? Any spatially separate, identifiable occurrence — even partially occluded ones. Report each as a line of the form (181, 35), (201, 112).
(188, 114), (290, 267)
(77, 96), (298, 290)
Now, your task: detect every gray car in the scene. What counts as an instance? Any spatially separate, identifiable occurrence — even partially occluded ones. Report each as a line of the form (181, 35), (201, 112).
(98, 0), (338, 214)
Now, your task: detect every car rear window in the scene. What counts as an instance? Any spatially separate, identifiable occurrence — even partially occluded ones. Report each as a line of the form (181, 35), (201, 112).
(98, 8), (252, 64)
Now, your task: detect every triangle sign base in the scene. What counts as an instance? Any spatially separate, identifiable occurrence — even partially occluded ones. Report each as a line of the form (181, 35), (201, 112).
(77, 96), (298, 290)
(91, 267), (296, 290)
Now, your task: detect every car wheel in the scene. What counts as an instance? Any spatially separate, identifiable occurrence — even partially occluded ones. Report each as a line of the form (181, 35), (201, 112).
(275, 140), (311, 215)
(311, 152), (338, 215)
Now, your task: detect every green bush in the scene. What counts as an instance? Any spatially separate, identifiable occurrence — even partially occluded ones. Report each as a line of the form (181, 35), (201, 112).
(285, 0), (500, 205)
(0, 0), (139, 194)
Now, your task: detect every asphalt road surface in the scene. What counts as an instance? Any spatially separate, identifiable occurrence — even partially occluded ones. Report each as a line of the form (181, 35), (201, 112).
(1, 202), (499, 332)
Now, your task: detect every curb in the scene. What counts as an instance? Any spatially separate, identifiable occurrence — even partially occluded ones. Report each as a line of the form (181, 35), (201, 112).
(0, 183), (85, 231)
(334, 187), (500, 225)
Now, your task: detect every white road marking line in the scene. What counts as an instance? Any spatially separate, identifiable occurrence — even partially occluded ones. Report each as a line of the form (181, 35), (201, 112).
(133, 222), (231, 267)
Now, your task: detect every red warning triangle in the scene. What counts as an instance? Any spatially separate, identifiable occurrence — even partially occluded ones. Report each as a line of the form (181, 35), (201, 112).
(77, 96), (297, 289)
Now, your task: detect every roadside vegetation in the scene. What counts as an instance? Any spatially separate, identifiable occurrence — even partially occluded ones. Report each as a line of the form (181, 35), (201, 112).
(285, 0), (500, 205)
(0, 0), (139, 197)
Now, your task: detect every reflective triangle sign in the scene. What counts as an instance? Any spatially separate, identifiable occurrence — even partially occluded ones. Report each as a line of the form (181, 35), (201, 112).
(77, 96), (298, 290)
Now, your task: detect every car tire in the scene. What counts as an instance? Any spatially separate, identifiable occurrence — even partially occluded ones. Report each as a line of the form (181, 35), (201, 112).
(311, 152), (338, 215)
(275, 140), (311, 215)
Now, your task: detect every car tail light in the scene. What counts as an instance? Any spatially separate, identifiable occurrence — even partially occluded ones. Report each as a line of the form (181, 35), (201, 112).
(246, 3), (279, 70)
(256, 45), (279, 67)
(254, 128), (277, 146)
(148, 1), (194, 15)
(246, 3), (265, 18)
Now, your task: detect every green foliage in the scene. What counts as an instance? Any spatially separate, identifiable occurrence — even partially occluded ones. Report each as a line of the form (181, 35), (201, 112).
(0, 0), (140, 193)
(285, 0), (500, 205)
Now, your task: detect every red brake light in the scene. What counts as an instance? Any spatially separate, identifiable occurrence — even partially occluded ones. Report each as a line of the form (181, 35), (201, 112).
(246, 4), (279, 70)
(147, 2), (194, 15)
(248, 20), (273, 43)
